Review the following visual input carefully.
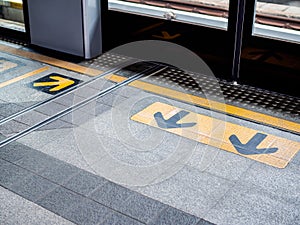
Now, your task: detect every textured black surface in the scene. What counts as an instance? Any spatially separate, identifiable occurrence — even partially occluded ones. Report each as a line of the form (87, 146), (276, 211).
(142, 67), (300, 123)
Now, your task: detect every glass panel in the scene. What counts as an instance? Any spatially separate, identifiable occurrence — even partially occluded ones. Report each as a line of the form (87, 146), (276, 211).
(254, 0), (300, 43)
(108, 0), (229, 29)
(0, 0), (25, 32)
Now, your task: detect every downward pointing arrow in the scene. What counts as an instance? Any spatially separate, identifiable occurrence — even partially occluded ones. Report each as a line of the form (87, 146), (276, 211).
(33, 76), (75, 92)
(229, 133), (278, 155)
(154, 110), (196, 129)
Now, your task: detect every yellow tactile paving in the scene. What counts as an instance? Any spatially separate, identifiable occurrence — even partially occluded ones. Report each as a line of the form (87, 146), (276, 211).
(105, 74), (300, 135)
(131, 102), (300, 168)
(0, 44), (102, 76)
(1, 42), (298, 135)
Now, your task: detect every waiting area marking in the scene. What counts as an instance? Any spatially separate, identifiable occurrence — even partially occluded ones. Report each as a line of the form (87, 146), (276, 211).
(106, 74), (300, 135)
(0, 66), (49, 88)
(31, 73), (81, 94)
(0, 59), (18, 73)
(131, 102), (300, 168)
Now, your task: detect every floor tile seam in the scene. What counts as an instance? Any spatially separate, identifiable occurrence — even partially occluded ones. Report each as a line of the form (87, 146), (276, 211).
(95, 211), (147, 225)
(234, 177), (300, 206)
(0, 57), (141, 127)
(15, 128), (76, 150)
(12, 104), (80, 128)
(182, 164), (241, 183)
(1, 153), (80, 184)
(2, 87), (130, 132)
(63, 183), (148, 224)
(0, 111), (232, 222)
(23, 67), (157, 130)
(87, 182), (174, 224)
(205, 161), (300, 214)
(92, 211), (121, 225)
(202, 178), (239, 216)
(0, 174), (60, 204)
(57, 189), (139, 225)
(202, 160), (258, 215)
(34, 188), (108, 224)
(137, 78), (300, 124)
(0, 184), (77, 225)
(123, 186), (170, 223)
(143, 203), (170, 225)
(166, 178), (234, 211)
(0, 158), (147, 223)
(0, 156), (80, 192)
(8, 118), (30, 127)
(0, 159), (34, 186)
(290, 157), (300, 166)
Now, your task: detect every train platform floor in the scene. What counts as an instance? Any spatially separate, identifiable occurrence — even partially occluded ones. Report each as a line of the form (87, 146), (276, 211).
(0, 39), (299, 225)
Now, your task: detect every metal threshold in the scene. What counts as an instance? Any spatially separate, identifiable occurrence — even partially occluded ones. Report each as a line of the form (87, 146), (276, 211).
(254, 23), (300, 44)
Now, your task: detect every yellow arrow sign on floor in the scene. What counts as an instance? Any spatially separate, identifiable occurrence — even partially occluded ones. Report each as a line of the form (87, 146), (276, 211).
(33, 75), (75, 92)
(131, 102), (300, 168)
(152, 31), (181, 40)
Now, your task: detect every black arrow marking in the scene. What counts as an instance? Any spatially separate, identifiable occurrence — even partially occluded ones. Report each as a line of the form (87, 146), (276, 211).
(154, 110), (196, 129)
(229, 133), (278, 155)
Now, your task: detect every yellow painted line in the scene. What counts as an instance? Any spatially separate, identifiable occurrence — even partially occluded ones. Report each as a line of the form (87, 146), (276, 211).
(0, 44), (102, 76)
(131, 102), (300, 168)
(0, 66), (49, 88)
(105, 74), (300, 134)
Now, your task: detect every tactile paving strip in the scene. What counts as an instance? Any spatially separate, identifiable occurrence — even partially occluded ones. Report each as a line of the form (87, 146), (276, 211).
(0, 36), (28, 47)
(143, 67), (300, 123)
(80, 52), (132, 71)
(1, 37), (298, 123)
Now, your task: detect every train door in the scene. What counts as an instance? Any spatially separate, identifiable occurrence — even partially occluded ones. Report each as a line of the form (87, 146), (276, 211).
(105, 0), (235, 80)
(238, 0), (300, 97)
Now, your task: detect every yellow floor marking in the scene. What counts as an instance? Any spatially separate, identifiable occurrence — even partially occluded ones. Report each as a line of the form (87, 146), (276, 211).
(33, 75), (75, 92)
(0, 66), (49, 88)
(0, 44), (102, 76)
(2, 42), (298, 134)
(132, 102), (300, 168)
(105, 74), (300, 135)
(0, 59), (18, 73)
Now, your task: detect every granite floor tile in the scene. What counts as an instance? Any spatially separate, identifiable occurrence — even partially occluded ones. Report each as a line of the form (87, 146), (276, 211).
(63, 169), (108, 196)
(9, 174), (58, 202)
(148, 206), (200, 225)
(89, 181), (135, 209)
(117, 191), (167, 223)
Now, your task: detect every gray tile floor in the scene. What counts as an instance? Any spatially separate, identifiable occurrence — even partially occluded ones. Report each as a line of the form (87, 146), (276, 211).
(11, 86), (300, 225)
(0, 41), (299, 225)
